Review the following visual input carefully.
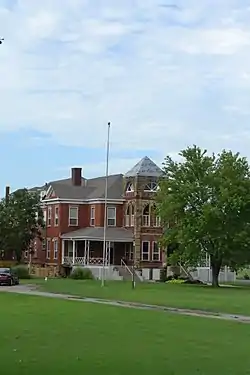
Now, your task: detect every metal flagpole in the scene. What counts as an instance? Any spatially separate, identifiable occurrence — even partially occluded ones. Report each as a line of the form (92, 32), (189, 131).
(101, 122), (111, 287)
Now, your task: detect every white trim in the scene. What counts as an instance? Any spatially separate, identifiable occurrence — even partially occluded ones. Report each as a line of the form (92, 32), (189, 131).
(142, 241), (150, 261)
(47, 206), (52, 226)
(54, 206), (59, 226)
(53, 238), (58, 260)
(46, 238), (51, 260)
(68, 206), (79, 226)
(107, 206), (116, 227)
(60, 235), (133, 242)
(42, 198), (125, 205)
(90, 206), (95, 226)
(45, 184), (53, 198)
(152, 241), (161, 261)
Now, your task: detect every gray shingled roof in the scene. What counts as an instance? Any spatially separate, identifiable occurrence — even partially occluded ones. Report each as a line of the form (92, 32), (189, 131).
(125, 156), (163, 178)
(61, 227), (134, 242)
(47, 174), (124, 200)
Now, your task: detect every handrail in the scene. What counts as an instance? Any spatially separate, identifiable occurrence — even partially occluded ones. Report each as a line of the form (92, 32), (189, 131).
(121, 259), (133, 275)
(179, 262), (193, 280)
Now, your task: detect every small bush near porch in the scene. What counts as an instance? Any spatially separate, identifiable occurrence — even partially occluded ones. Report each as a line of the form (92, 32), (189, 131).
(1, 292), (250, 375)
(25, 278), (250, 316)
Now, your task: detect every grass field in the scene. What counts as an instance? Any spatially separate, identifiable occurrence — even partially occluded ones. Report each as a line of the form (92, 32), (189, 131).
(1, 292), (250, 375)
(24, 278), (250, 316)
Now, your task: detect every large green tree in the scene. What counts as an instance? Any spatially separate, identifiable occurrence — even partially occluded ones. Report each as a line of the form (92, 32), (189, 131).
(157, 146), (250, 287)
(0, 188), (44, 263)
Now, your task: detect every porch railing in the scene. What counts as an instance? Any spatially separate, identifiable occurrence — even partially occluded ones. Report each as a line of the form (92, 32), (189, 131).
(63, 256), (106, 266)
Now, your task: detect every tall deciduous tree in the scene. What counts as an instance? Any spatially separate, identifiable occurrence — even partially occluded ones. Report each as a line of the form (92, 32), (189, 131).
(157, 146), (250, 287)
(0, 188), (44, 263)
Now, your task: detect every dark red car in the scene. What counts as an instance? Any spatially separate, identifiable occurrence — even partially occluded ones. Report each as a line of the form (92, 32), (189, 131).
(0, 268), (19, 286)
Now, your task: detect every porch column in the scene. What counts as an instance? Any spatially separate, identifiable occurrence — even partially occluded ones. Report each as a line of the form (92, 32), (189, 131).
(72, 240), (76, 265)
(61, 239), (65, 264)
(87, 240), (90, 264)
(84, 240), (87, 265)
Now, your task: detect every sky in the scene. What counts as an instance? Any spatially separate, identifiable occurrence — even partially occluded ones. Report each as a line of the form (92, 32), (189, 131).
(1, 0), (250, 194)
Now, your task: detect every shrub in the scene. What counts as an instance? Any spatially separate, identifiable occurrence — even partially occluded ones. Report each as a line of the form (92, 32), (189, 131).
(70, 267), (93, 280)
(243, 273), (250, 280)
(12, 265), (31, 279)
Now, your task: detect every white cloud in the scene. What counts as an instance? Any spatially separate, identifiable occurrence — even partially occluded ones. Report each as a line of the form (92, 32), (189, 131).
(1, 0), (250, 161)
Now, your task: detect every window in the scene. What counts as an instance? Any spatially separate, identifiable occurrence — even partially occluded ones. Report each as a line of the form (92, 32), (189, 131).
(47, 206), (52, 226)
(144, 181), (158, 192)
(152, 242), (161, 261)
(126, 182), (134, 192)
(42, 239), (46, 251)
(107, 207), (116, 226)
(43, 209), (47, 225)
(24, 250), (28, 258)
(54, 206), (59, 226)
(125, 206), (130, 226)
(90, 206), (95, 226)
(142, 205), (150, 226)
(155, 216), (161, 227)
(69, 206), (78, 226)
(53, 239), (58, 260)
(141, 241), (150, 261)
(131, 204), (135, 227)
(46, 239), (51, 260)
(33, 241), (37, 258)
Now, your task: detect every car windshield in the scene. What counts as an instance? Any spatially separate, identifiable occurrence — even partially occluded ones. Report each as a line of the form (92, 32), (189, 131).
(0, 268), (10, 274)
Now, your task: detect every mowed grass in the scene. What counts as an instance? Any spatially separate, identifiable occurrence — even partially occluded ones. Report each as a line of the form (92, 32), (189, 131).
(1, 292), (250, 375)
(24, 278), (250, 316)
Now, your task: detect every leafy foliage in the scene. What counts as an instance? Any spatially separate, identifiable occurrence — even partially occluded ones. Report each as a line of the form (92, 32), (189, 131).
(157, 145), (250, 286)
(0, 189), (44, 262)
(70, 267), (93, 280)
(12, 265), (31, 279)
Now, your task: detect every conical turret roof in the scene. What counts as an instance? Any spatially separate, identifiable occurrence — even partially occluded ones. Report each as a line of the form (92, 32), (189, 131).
(125, 156), (163, 178)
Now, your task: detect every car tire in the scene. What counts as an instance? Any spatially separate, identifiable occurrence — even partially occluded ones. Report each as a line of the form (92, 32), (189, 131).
(8, 279), (12, 286)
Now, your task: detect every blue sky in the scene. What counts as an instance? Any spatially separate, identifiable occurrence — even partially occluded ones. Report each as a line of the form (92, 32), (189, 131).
(1, 0), (250, 194)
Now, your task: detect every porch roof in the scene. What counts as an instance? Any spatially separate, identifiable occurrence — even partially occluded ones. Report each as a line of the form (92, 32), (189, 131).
(61, 227), (134, 242)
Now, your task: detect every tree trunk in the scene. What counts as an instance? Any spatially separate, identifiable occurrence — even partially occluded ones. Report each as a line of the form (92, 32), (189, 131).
(211, 259), (222, 287)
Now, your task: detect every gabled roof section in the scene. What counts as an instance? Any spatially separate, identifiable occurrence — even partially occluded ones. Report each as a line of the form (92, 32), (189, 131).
(43, 174), (124, 200)
(125, 156), (163, 178)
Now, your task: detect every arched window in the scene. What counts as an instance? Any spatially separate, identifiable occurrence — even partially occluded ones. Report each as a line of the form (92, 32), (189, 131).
(142, 204), (150, 226)
(144, 181), (158, 192)
(126, 182), (134, 192)
(125, 205), (130, 226)
(151, 204), (161, 227)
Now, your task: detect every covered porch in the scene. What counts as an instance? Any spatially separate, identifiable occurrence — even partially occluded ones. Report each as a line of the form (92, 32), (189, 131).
(61, 227), (134, 267)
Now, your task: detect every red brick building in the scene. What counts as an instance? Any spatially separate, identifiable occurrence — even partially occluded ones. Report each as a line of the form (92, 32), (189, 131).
(33, 156), (164, 279)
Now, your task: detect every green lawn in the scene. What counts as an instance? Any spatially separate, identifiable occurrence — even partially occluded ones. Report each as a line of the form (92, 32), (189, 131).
(24, 278), (250, 316)
(1, 292), (250, 375)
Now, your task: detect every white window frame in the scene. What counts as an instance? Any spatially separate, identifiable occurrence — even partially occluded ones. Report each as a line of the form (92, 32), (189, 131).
(46, 239), (51, 260)
(24, 250), (28, 258)
(126, 182), (134, 192)
(54, 206), (59, 226)
(125, 206), (130, 227)
(68, 206), (78, 226)
(144, 181), (158, 192)
(152, 241), (161, 261)
(90, 206), (95, 226)
(43, 209), (47, 225)
(42, 239), (46, 251)
(47, 206), (52, 226)
(107, 206), (116, 226)
(131, 205), (135, 227)
(33, 240), (37, 258)
(53, 239), (58, 260)
(141, 241), (150, 261)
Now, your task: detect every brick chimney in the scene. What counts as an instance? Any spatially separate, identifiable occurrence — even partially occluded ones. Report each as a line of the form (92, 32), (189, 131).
(5, 186), (10, 201)
(71, 167), (82, 186)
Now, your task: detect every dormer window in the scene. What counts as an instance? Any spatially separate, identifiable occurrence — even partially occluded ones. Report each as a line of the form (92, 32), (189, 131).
(144, 181), (158, 192)
(126, 182), (134, 192)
